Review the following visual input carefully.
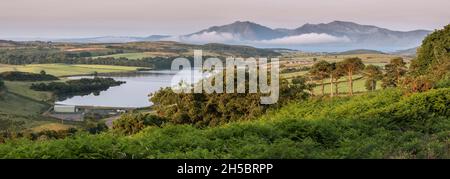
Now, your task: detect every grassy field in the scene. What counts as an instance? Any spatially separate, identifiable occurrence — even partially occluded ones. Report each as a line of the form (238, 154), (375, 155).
(93, 52), (177, 59)
(4, 81), (53, 102)
(280, 53), (409, 69)
(0, 64), (139, 77)
(312, 77), (382, 95)
(0, 89), (75, 130)
(0, 92), (48, 117)
(30, 123), (75, 132)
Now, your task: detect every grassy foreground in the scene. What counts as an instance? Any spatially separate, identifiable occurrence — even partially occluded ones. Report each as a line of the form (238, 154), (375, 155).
(0, 88), (448, 159)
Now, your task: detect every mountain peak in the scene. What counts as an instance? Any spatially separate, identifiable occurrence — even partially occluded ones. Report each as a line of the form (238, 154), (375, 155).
(190, 20), (285, 40)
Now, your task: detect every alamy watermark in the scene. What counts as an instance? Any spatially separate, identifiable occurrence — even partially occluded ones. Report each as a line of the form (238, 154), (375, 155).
(169, 50), (279, 104)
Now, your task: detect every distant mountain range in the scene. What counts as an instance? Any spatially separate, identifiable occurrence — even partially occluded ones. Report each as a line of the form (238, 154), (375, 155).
(181, 21), (430, 52)
(9, 21), (431, 52)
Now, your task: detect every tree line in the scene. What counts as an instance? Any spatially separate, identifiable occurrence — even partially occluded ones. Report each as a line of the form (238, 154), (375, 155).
(308, 56), (410, 96)
(0, 71), (59, 81)
(30, 77), (125, 100)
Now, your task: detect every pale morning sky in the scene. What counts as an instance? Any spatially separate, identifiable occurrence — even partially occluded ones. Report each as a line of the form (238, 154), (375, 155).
(1, 0), (449, 39)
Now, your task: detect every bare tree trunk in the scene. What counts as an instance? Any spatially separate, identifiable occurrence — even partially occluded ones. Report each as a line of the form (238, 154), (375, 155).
(330, 74), (334, 98)
(372, 80), (375, 91)
(335, 80), (339, 96)
(349, 71), (353, 96)
(321, 79), (325, 96)
(309, 76), (315, 96)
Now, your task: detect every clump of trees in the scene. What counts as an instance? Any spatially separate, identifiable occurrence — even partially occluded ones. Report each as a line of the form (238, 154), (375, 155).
(30, 78), (125, 99)
(309, 57), (365, 96)
(113, 113), (168, 135)
(337, 57), (365, 96)
(363, 65), (383, 91)
(310, 60), (332, 96)
(382, 57), (407, 88)
(410, 24), (450, 78)
(0, 78), (4, 91)
(0, 71), (59, 81)
(150, 74), (311, 127)
(404, 24), (450, 92)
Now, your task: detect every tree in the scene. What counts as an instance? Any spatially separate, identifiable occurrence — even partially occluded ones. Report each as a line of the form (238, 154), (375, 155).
(329, 62), (345, 97)
(337, 57), (365, 96)
(310, 60), (332, 96)
(410, 24), (450, 77)
(93, 71), (99, 78)
(382, 57), (407, 88)
(0, 78), (4, 90)
(40, 70), (46, 76)
(363, 65), (383, 91)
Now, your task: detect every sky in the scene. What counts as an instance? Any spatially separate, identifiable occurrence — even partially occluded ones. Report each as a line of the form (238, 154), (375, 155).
(0, 0), (449, 39)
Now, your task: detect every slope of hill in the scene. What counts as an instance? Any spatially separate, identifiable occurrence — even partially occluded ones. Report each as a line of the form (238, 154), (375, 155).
(333, 49), (386, 55)
(187, 21), (286, 41)
(0, 88), (448, 159)
(392, 47), (418, 56)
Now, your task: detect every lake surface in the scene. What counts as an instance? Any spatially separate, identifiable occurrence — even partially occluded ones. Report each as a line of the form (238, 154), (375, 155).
(56, 70), (205, 108)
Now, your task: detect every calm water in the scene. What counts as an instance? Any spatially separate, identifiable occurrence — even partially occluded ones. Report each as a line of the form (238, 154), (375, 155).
(56, 70), (205, 108)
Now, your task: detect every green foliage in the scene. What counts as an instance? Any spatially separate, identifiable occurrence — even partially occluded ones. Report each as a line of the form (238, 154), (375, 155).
(411, 24), (450, 77)
(382, 57), (407, 88)
(435, 73), (450, 88)
(0, 71), (59, 81)
(337, 57), (365, 95)
(363, 65), (382, 91)
(30, 78), (124, 99)
(310, 60), (332, 95)
(0, 78), (4, 91)
(0, 88), (448, 159)
(150, 76), (310, 127)
(113, 113), (167, 135)
(83, 118), (109, 134)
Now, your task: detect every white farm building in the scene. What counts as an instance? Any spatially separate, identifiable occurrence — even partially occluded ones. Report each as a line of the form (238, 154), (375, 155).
(53, 105), (77, 113)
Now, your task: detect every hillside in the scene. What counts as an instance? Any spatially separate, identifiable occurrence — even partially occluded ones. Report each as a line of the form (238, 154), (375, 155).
(392, 47), (418, 56)
(0, 88), (448, 159)
(332, 49), (386, 55)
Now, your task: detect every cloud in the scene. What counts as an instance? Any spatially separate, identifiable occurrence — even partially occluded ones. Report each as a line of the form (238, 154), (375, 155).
(166, 31), (238, 44)
(256, 33), (351, 45)
(164, 32), (351, 47)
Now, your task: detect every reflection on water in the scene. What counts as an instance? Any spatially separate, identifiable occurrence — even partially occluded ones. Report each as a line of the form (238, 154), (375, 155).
(56, 70), (204, 108)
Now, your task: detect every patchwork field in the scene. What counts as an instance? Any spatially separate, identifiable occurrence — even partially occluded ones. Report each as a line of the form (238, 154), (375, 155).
(280, 53), (409, 68)
(0, 64), (139, 77)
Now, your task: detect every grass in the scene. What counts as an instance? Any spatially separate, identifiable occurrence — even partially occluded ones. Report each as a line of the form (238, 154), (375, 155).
(312, 77), (382, 95)
(0, 64), (139, 77)
(93, 52), (179, 59)
(280, 53), (409, 69)
(0, 92), (48, 117)
(4, 81), (53, 102)
(30, 123), (75, 132)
